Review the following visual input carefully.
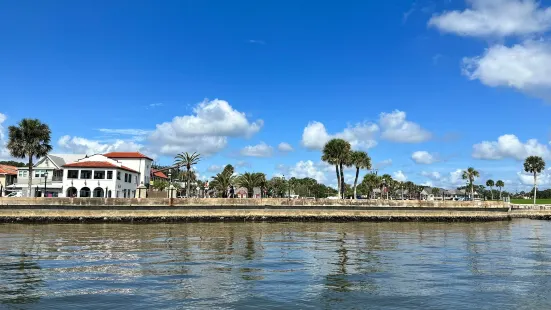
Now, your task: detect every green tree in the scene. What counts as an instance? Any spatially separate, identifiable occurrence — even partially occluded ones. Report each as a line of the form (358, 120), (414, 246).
(362, 173), (381, 199)
(431, 187), (440, 197)
(267, 177), (287, 198)
(174, 152), (201, 198)
(381, 174), (393, 200)
(237, 172), (266, 197)
(0, 161), (26, 167)
(7, 119), (53, 196)
(496, 180), (505, 200)
(210, 164), (237, 198)
(461, 167), (480, 200)
(486, 179), (495, 200)
(349, 151), (371, 199)
(322, 139), (351, 199)
(151, 180), (169, 191)
(524, 156), (546, 204)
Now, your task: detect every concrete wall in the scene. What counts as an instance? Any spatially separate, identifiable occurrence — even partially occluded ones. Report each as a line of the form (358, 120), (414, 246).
(0, 197), (508, 208)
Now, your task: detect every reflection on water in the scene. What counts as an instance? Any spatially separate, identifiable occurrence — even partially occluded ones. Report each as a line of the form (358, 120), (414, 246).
(1, 220), (551, 309)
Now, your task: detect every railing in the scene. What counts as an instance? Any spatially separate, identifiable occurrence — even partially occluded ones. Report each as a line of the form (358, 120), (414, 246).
(52, 176), (63, 182)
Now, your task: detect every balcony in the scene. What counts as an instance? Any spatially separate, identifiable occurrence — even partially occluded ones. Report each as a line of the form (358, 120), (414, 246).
(52, 175), (63, 182)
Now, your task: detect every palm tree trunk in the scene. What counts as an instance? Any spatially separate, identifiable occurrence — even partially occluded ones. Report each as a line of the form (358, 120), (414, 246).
(499, 188), (502, 200)
(187, 168), (191, 198)
(534, 173), (537, 205)
(471, 182), (474, 201)
(490, 186), (493, 200)
(339, 162), (345, 199)
(335, 165), (340, 197)
(27, 156), (33, 197)
(353, 167), (359, 200)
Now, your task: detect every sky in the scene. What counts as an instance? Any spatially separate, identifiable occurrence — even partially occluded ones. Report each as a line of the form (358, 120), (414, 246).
(2, 0), (551, 192)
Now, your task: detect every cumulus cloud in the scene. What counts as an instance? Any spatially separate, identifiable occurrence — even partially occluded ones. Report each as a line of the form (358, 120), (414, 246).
(472, 134), (550, 160)
(374, 158), (393, 169)
(419, 169), (468, 189)
(517, 169), (551, 186)
(393, 170), (408, 182)
(301, 121), (379, 150)
(429, 0), (551, 38)
(288, 160), (327, 183)
(421, 171), (442, 180)
(207, 165), (223, 173)
(149, 99), (263, 155)
(463, 41), (551, 96)
(98, 128), (151, 136)
(0, 113), (11, 160)
(277, 142), (294, 152)
(411, 151), (438, 164)
(379, 110), (431, 143)
(57, 135), (145, 155)
(240, 142), (274, 157)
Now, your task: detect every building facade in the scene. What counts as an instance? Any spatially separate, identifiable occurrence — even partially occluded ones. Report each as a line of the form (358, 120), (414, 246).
(104, 152), (153, 187)
(62, 154), (141, 198)
(0, 165), (18, 196)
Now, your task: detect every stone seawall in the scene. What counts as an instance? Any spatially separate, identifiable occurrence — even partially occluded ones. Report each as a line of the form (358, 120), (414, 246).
(0, 198), (513, 222)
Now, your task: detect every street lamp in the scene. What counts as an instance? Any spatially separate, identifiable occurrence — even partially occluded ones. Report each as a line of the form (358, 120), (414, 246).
(44, 171), (48, 197)
(168, 170), (172, 199)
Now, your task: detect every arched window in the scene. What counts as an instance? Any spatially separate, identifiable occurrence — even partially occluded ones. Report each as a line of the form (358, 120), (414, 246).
(93, 187), (104, 198)
(66, 187), (77, 198)
(108, 190), (112, 198)
(80, 187), (91, 198)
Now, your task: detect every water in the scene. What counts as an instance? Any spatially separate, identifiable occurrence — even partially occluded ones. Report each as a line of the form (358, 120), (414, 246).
(1, 220), (551, 309)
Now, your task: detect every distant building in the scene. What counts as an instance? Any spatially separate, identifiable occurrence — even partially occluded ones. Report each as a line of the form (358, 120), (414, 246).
(0, 165), (18, 196)
(104, 152), (153, 186)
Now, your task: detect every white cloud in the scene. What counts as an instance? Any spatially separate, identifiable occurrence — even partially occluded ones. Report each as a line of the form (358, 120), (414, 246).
(236, 160), (250, 168)
(207, 165), (223, 173)
(379, 110), (431, 143)
(240, 142), (273, 157)
(98, 128), (151, 136)
(57, 135), (144, 155)
(421, 171), (442, 180)
(472, 134), (550, 160)
(277, 142), (294, 152)
(429, 0), (551, 38)
(289, 160), (327, 183)
(0, 113), (11, 160)
(148, 103), (163, 108)
(463, 41), (551, 95)
(393, 170), (407, 182)
(374, 159), (393, 169)
(301, 121), (378, 150)
(517, 169), (551, 186)
(149, 99), (263, 155)
(411, 151), (438, 164)
(421, 181), (434, 187)
(449, 169), (464, 186)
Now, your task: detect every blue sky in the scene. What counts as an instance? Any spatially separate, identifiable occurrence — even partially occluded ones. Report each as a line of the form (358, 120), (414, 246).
(2, 0), (551, 191)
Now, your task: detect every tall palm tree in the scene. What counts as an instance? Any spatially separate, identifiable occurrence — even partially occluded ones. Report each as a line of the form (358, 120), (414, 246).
(496, 180), (505, 200)
(174, 152), (201, 198)
(461, 167), (480, 200)
(381, 174), (393, 199)
(524, 156), (546, 205)
(349, 151), (371, 200)
(486, 179), (495, 200)
(362, 173), (381, 199)
(322, 139), (351, 199)
(210, 164), (236, 198)
(7, 119), (52, 197)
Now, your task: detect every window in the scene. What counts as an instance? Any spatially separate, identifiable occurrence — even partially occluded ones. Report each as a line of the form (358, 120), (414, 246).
(67, 170), (79, 179)
(34, 170), (45, 178)
(80, 170), (92, 179)
(117, 172), (121, 180)
(135, 175), (138, 184)
(18, 170), (28, 178)
(107, 171), (113, 180)
(94, 171), (105, 179)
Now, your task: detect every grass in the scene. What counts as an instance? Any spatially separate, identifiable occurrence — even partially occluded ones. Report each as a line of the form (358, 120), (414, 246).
(511, 199), (551, 205)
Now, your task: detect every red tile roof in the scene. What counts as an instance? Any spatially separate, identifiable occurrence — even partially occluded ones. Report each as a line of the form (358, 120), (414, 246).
(0, 165), (17, 175)
(62, 161), (139, 173)
(104, 152), (153, 161)
(151, 168), (168, 179)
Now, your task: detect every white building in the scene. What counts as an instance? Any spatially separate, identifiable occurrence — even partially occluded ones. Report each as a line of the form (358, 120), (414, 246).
(13, 154), (85, 197)
(62, 154), (141, 198)
(103, 152), (153, 187)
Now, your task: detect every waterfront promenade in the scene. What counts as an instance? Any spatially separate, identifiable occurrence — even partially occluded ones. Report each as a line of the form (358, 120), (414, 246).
(1, 197), (546, 222)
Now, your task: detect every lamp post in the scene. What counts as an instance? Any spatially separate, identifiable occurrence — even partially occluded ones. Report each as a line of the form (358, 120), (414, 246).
(168, 170), (172, 199)
(282, 174), (286, 199)
(44, 171), (48, 197)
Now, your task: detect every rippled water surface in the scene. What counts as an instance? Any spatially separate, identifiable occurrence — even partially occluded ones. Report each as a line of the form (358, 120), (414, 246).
(1, 220), (551, 309)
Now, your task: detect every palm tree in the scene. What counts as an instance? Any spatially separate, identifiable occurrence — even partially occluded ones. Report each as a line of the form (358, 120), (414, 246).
(486, 179), (495, 200)
(210, 164), (237, 198)
(381, 174), (393, 199)
(236, 172), (266, 197)
(362, 173), (381, 199)
(322, 139), (351, 199)
(461, 167), (480, 200)
(174, 152), (201, 198)
(496, 180), (505, 200)
(349, 151), (371, 200)
(524, 156), (546, 204)
(7, 119), (52, 197)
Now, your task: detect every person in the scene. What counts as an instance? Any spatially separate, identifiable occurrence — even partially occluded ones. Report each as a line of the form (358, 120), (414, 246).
(230, 185), (235, 198)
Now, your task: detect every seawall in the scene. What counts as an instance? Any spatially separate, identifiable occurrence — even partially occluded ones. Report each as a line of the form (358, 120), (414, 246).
(0, 198), (515, 222)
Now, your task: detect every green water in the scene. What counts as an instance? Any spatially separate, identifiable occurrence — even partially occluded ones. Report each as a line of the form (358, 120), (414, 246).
(1, 220), (551, 309)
